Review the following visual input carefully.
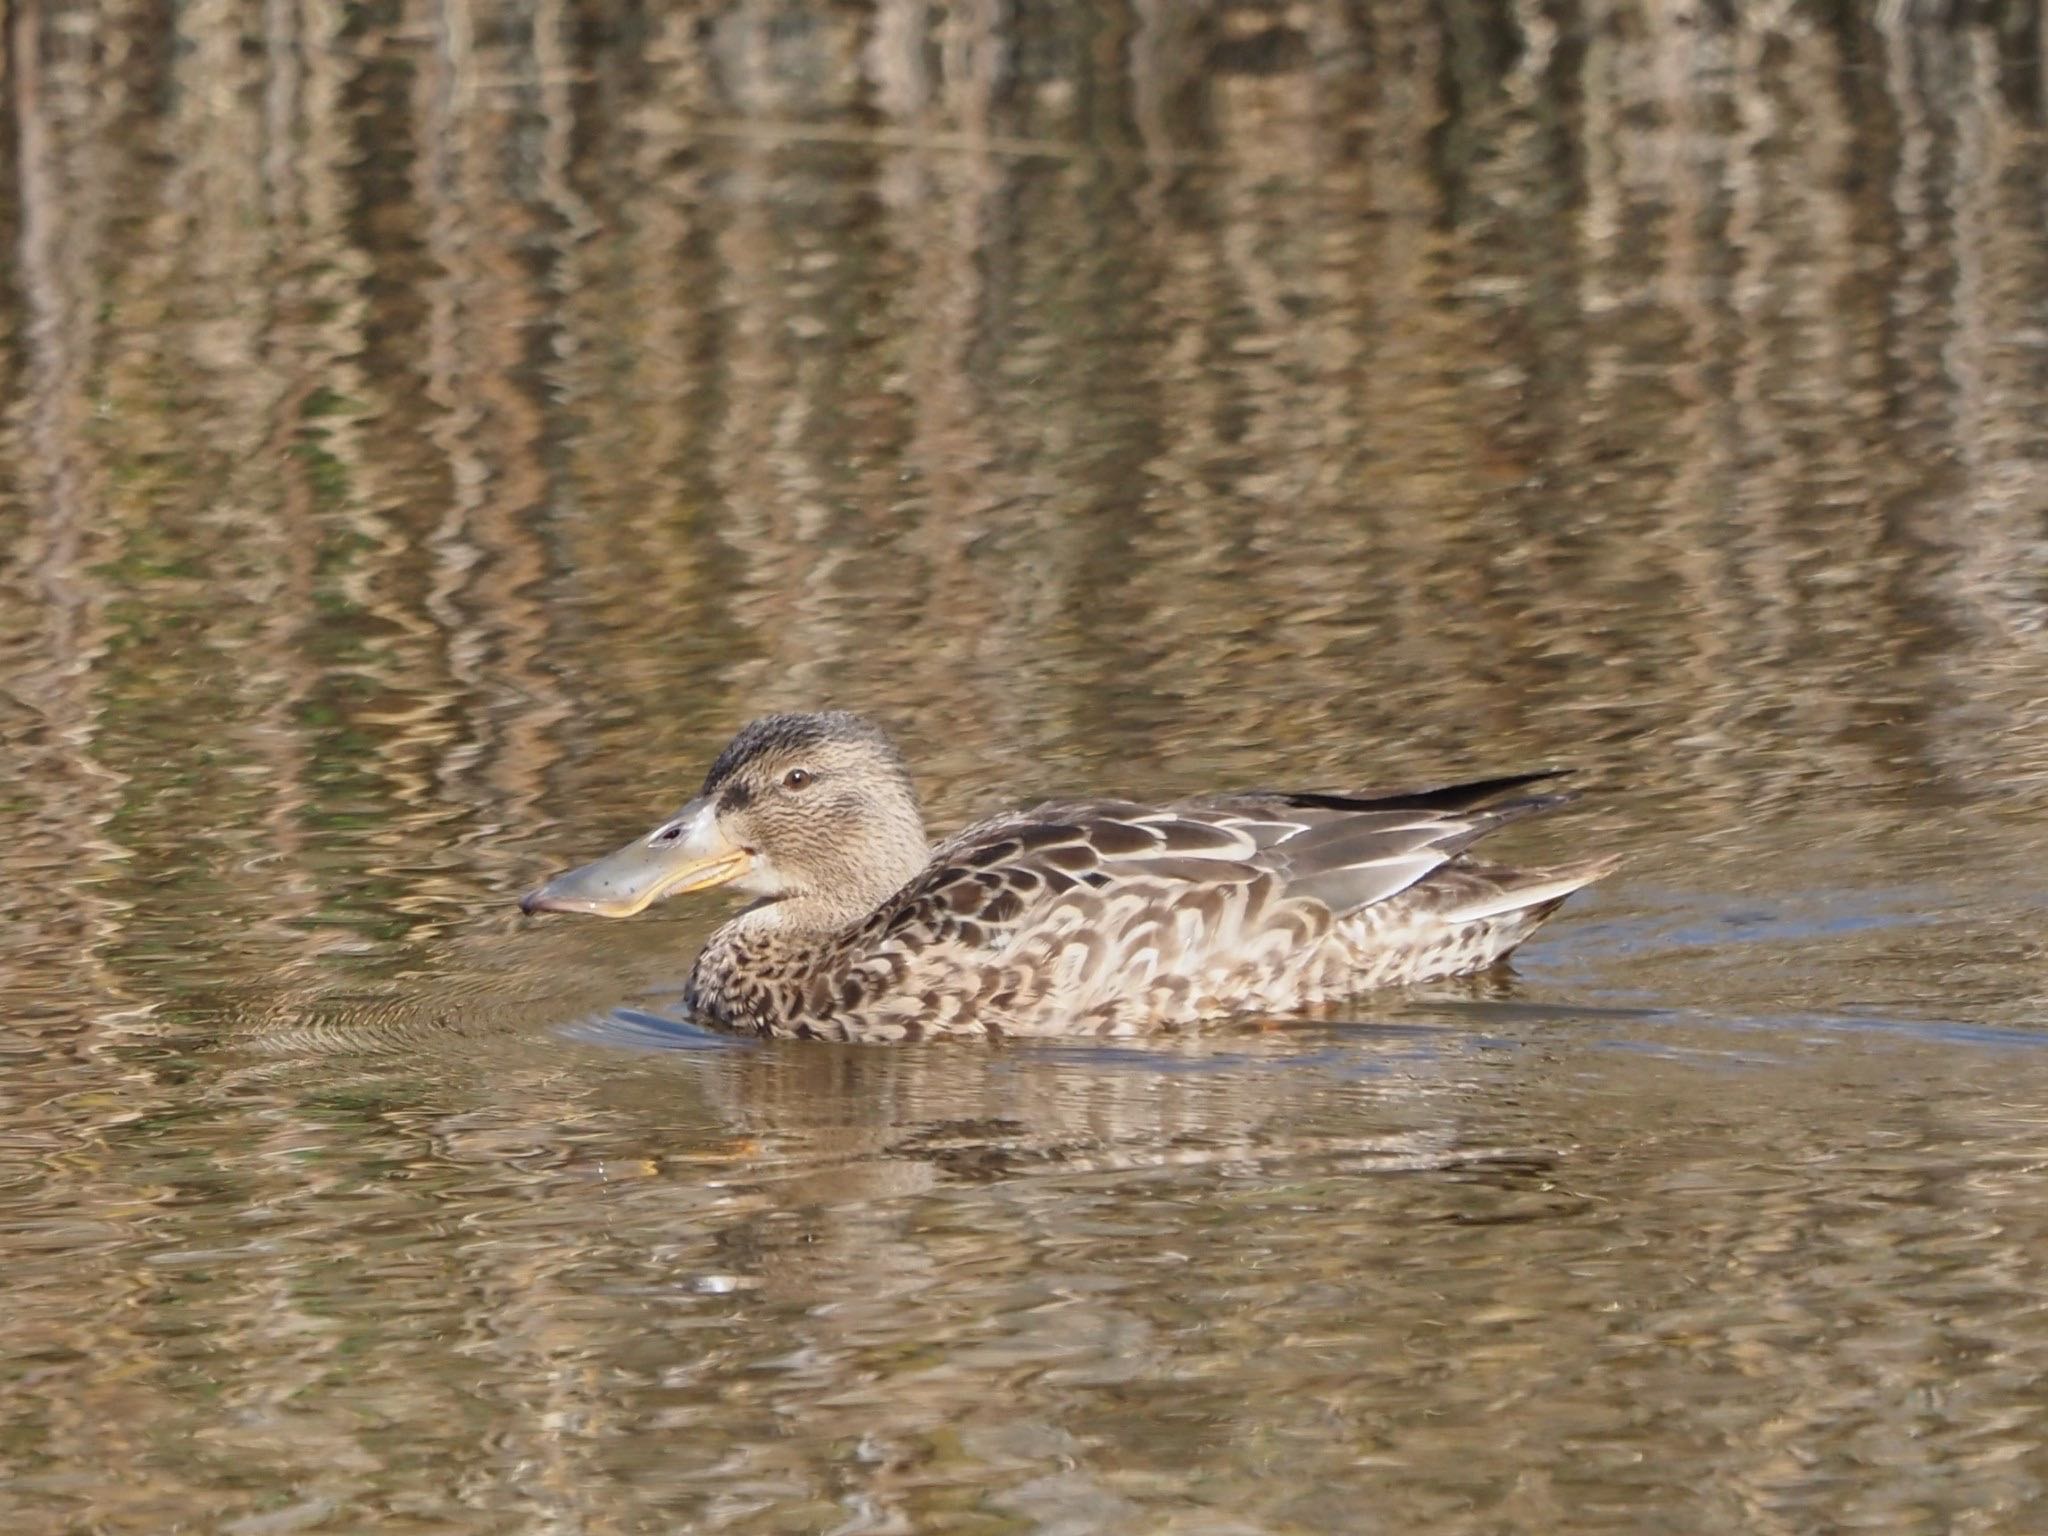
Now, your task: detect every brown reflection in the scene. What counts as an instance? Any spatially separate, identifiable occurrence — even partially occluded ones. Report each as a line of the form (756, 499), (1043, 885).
(3, 0), (132, 1034)
(8, 1), (2048, 1531)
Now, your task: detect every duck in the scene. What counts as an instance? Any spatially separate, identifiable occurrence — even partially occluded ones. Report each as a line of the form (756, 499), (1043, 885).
(519, 711), (1618, 1041)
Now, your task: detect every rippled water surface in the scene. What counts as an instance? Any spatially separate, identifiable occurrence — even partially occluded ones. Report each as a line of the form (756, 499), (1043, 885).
(9, 2), (2048, 1531)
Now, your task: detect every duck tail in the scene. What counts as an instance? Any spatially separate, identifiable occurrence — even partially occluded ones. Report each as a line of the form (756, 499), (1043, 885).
(1434, 854), (1622, 924)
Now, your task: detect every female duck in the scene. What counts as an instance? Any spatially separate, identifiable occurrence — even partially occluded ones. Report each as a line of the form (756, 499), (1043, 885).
(520, 712), (1616, 1041)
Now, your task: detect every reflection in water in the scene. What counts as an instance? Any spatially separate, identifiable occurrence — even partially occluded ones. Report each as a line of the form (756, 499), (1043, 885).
(6, 1), (2048, 1531)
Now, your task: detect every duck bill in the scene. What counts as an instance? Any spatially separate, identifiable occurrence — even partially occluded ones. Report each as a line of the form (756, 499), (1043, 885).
(520, 797), (752, 918)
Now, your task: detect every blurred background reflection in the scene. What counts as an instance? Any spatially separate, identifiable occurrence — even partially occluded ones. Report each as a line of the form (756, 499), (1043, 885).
(7, 2), (2048, 1531)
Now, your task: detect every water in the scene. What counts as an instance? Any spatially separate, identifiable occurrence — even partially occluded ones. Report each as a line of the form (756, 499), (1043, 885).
(7, 1), (2048, 1530)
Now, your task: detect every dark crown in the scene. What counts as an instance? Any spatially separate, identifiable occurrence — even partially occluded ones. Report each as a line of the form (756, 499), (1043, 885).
(700, 711), (902, 793)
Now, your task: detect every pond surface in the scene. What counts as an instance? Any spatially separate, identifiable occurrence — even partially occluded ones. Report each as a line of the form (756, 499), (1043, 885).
(8, 1), (2048, 1531)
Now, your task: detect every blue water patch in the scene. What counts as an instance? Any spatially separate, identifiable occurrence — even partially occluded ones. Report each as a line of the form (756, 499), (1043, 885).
(1728, 1011), (2048, 1051)
(559, 1006), (753, 1052)
(1419, 989), (2048, 1053)
(552, 987), (2048, 1064)
(1580, 886), (1956, 958)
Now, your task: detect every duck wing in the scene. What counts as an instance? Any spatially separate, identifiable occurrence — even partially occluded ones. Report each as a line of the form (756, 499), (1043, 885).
(860, 772), (1577, 951)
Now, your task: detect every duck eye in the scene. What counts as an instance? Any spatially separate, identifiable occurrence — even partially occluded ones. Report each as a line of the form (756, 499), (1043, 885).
(782, 768), (813, 790)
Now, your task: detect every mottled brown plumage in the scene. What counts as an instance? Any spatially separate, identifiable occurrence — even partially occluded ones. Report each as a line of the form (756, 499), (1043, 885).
(520, 712), (1618, 1041)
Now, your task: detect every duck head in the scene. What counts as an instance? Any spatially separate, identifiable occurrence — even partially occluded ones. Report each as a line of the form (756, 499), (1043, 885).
(519, 711), (929, 926)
